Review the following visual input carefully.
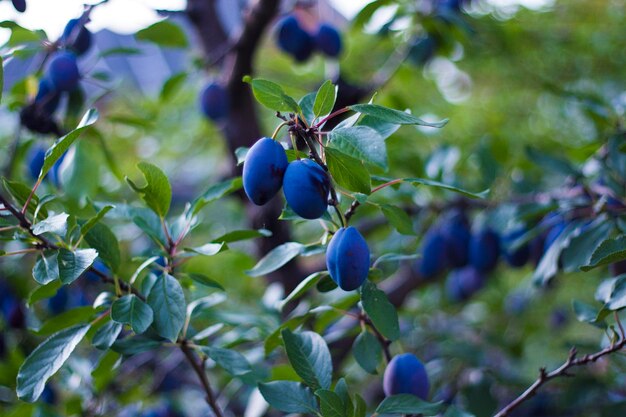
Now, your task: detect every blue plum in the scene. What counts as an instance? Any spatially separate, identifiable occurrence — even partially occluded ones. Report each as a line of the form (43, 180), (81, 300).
(48, 51), (80, 91)
(61, 18), (92, 56)
(27, 145), (46, 180)
(243, 137), (288, 205)
(11, 0), (26, 12)
(441, 211), (470, 268)
(469, 228), (500, 272)
(276, 15), (314, 62)
(326, 227), (370, 291)
(47, 286), (69, 315)
(82, 259), (110, 282)
(418, 227), (448, 278)
(383, 353), (430, 400)
(314, 23), (342, 57)
(503, 228), (530, 268)
(35, 78), (61, 114)
(445, 266), (486, 302)
(283, 158), (330, 219)
(199, 82), (229, 121)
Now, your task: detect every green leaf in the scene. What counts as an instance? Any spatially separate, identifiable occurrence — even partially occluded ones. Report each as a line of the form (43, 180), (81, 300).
(184, 273), (225, 290)
(92, 320), (123, 350)
(313, 80), (337, 119)
(380, 205), (414, 235)
(0, 54), (3, 105)
(258, 381), (318, 414)
(191, 177), (242, 215)
(316, 389), (347, 417)
(572, 300), (607, 328)
(326, 147), (371, 194)
(533, 222), (582, 285)
(330, 126), (387, 170)
(80, 205), (113, 238)
(299, 92), (317, 126)
(84, 222), (120, 272)
(135, 20), (188, 47)
(58, 248), (98, 285)
(354, 394), (367, 417)
(111, 335), (161, 355)
(41, 109), (98, 180)
(375, 394), (445, 415)
(444, 406), (476, 417)
(243, 77), (301, 113)
(3, 179), (47, 219)
(246, 242), (304, 277)
(361, 281), (399, 341)
(581, 236), (626, 272)
(562, 219), (612, 272)
(32, 251), (59, 285)
(32, 213), (69, 236)
(126, 162), (172, 218)
(16, 324), (91, 402)
(404, 178), (489, 199)
(27, 280), (62, 306)
(160, 72), (187, 101)
(353, 331), (382, 374)
(111, 295), (154, 334)
(199, 346), (251, 376)
(184, 242), (227, 256)
(211, 228), (272, 243)
(277, 271), (328, 311)
(357, 114), (401, 140)
(147, 273), (186, 342)
(349, 104), (448, 128)
(604, 276), (626, 311)
(281, 329), (332, 391)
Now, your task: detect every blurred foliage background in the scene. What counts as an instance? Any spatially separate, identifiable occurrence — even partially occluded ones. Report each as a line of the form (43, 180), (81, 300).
(1, 0), (626, 416)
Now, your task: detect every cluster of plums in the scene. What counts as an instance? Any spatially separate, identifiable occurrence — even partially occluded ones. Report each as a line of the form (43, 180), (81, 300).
(416, 209), (541, 302)
(275, 15), (342, 62)
(243, 137), (371, 291)
(20, 18), (92, 135)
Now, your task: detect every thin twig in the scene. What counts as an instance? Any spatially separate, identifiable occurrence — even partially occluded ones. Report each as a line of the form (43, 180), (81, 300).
(361, 312), (392, 363)
(180, 342), (225, 417)
(494, 337), (626, 417)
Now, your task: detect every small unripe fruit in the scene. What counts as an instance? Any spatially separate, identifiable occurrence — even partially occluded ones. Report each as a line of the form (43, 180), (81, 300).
(199, 82), (229, 121)
(35, 78), (61, 114)
(48, 52), (80, 91)
(61, 18), (92, 56)
(445, 266), (485, 302)
(503, 228), (530, 268)
(276, 15), (314, 62)
(314, 23), (342, 57)
(283, 159), (330, 219)
(326, 227), (370, 291)
(469, 228), (500, 272)
(243, 138), (288, 206)
(418, 227), (448, 278)
(383, 353), (430, 400)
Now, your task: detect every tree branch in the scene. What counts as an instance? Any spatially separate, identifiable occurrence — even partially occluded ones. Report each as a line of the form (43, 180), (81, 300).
(493, 336), (626, 417)
(180, 342), (225, 417)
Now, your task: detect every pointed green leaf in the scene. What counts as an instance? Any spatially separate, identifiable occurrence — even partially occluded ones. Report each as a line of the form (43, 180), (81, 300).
(92, 320), (123, 350)
(353, 330), (382, 374)
(375, 394), (444, 415)
(17, 324), (91, 402)
(58, 248), (98, 285)
(147, 273), (186, 341)
(361, 281), (399, 341)
(84, 222), (120, 272)
(349, 104), (448, 127)
(243, 77), (301, 113)
(126, 162), (172, 218)
(32, 251), (59, 285)
(326, 147), (371, 194)
(32, 213), (69, 236)
(581, 236), (626, 272)
(135, 20), (188, 47)
(313, 80), (337, 119)
(246, 242), (304, 277)
(258, 381), (318, 414)
(111, 295), (154, 334)
(329, 126), (387, 170)
(380, 204), (415, 235)
(199, 346), (251, 376)
(281, 329), (332, 391)
(404, 178), (488, 199)
(316, 389), (347, 417)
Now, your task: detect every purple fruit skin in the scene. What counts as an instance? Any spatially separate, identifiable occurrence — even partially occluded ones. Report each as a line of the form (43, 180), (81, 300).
(503, 228), (530, 268)
(315, 23), (342, 57)
(35, 78), (61, 114)
(445, 266), (485, 302)
(48, 52), (80, 91)
(276, 15), (314, 62)
(419, 227), (449, 278)
(200, 82), (229, 121)
(61, 18), (92, 56)
(469, 228), (500, 272)
(383, 353), (430, 400)
(326, 227), (370, 291)
(441, 211), (471, 268)
(243, 138), (288, 206)
(283, 159), (330, 219)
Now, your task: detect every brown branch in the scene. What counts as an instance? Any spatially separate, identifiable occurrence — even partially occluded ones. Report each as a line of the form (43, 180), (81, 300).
(361, 313), (392, 363)
(180, 342), (225, 417)
(493, 336), (626, 417)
